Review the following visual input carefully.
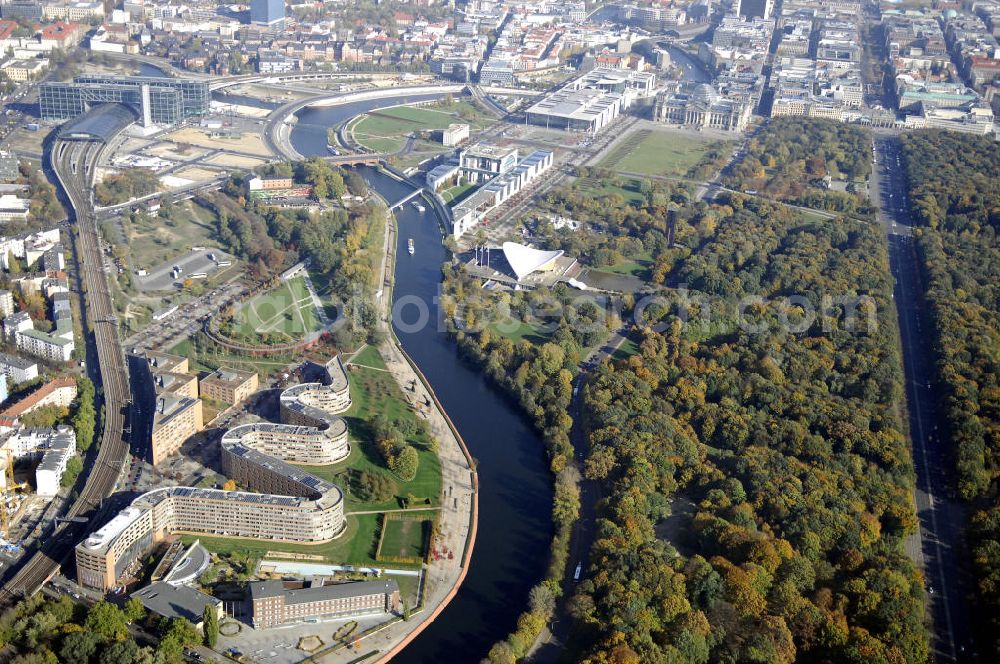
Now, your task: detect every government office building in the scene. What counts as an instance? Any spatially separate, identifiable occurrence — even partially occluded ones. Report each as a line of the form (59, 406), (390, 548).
(77, 355), (354, 591)
(250, 579), (401, 629)
(76, 485), (345, 591)
(40, 75), (210, 127)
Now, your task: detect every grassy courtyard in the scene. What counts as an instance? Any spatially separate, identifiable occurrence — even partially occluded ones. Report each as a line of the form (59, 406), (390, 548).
(225, 276), (325, 344)
(440, 182), (477, 205)
(376, 513), (434, 563)
(600, 129), (729, 178)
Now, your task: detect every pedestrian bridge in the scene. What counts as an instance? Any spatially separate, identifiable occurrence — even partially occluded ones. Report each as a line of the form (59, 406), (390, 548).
(389, 188), (426, 211)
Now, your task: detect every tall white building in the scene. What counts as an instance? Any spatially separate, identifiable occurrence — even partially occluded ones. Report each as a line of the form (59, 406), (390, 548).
(0, 290), (13, 317)
(0, 353), (38, 385)
(16, 328), (74, 362)
(0, 426), (76, 497)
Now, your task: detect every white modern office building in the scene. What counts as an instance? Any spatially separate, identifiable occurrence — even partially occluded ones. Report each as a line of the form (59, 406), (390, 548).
(451, 149), (554, 239)
(524, 68), (656, 135)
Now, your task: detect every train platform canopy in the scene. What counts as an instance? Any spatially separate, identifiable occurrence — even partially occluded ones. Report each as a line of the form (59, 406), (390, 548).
(57, 103), (137, 142)
(501, 242), (564, 281)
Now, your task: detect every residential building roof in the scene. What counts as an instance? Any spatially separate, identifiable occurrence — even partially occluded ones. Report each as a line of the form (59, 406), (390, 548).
(1, 378), (76, 418)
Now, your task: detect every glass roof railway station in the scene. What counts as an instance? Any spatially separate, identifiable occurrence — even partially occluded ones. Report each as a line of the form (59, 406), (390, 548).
(40, 75), (210, 127)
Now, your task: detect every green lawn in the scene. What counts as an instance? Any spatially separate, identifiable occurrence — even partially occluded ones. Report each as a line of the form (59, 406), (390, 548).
(348, 345), (387, 370)
(575, 176), (649, 205)
(600, 129), (725, 178)
(377, 513), (434, 561)
(601, 255), (652, 279)
(440, 182), (477, 205)
(488, 319), (553, 345)
(293, 353), (442, 513)
(359, 136), (407, 153)
(611, 331), (642, 361)
(352, 100), (490, 154)
(227, 276), (323, 343)
(798, 209), (831, 223)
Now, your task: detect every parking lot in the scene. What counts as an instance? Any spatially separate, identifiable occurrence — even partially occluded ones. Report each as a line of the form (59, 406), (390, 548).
(135, 249), (237, 292)
(124, 280), (248, 354)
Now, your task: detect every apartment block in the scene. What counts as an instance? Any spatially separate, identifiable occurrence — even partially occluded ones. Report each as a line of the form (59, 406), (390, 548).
(0, 352), (39, 385)
(0, 378), (77, 418)
(151, 395), (203, 465)
(16, 327), (74, 362)
(199, 367), (259, 405)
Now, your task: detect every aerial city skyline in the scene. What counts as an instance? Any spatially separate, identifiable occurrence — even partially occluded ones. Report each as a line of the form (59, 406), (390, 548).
(0, 0), (993, 663)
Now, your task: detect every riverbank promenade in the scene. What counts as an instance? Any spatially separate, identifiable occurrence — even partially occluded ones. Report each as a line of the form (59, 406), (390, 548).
(364, 338), (478, 661)
(318, 192), (477, 663)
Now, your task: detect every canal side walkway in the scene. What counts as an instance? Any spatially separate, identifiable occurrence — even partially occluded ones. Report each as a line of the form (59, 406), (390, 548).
(320, 183), (478, 663)
(364, 334), (478, 661)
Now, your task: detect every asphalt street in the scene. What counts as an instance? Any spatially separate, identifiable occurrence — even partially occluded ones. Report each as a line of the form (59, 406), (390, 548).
(526, 324), (629, 661)
(871, 135), (975, 662)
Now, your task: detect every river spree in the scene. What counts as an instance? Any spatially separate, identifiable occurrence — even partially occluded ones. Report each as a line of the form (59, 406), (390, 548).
(290, 108), (554, 662)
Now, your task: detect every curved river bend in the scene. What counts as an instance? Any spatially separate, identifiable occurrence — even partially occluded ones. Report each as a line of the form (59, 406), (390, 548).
(290, 104), (554, 662)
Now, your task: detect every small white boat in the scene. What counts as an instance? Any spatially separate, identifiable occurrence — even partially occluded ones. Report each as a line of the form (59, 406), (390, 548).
(327, 144), (340, 155)
(407, 239), (415, 255)
(411, 201), (425, 212)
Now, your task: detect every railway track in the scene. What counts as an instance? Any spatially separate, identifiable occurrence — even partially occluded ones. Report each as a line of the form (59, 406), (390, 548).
(0, 134), (133, 600)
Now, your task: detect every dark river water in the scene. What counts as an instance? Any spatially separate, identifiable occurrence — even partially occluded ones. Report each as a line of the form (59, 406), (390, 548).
(290, 103), (554, 663)
(212, 93), (281, 111)
(136, 62), (167, 78)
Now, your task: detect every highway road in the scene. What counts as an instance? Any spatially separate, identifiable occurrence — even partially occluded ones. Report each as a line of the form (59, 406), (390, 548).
(871, 135), (976, 662)
(0, 132), (133, 600)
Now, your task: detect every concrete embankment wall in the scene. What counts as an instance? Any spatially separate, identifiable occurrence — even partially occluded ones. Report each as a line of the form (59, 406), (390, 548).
(307, 85), (465, 109)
